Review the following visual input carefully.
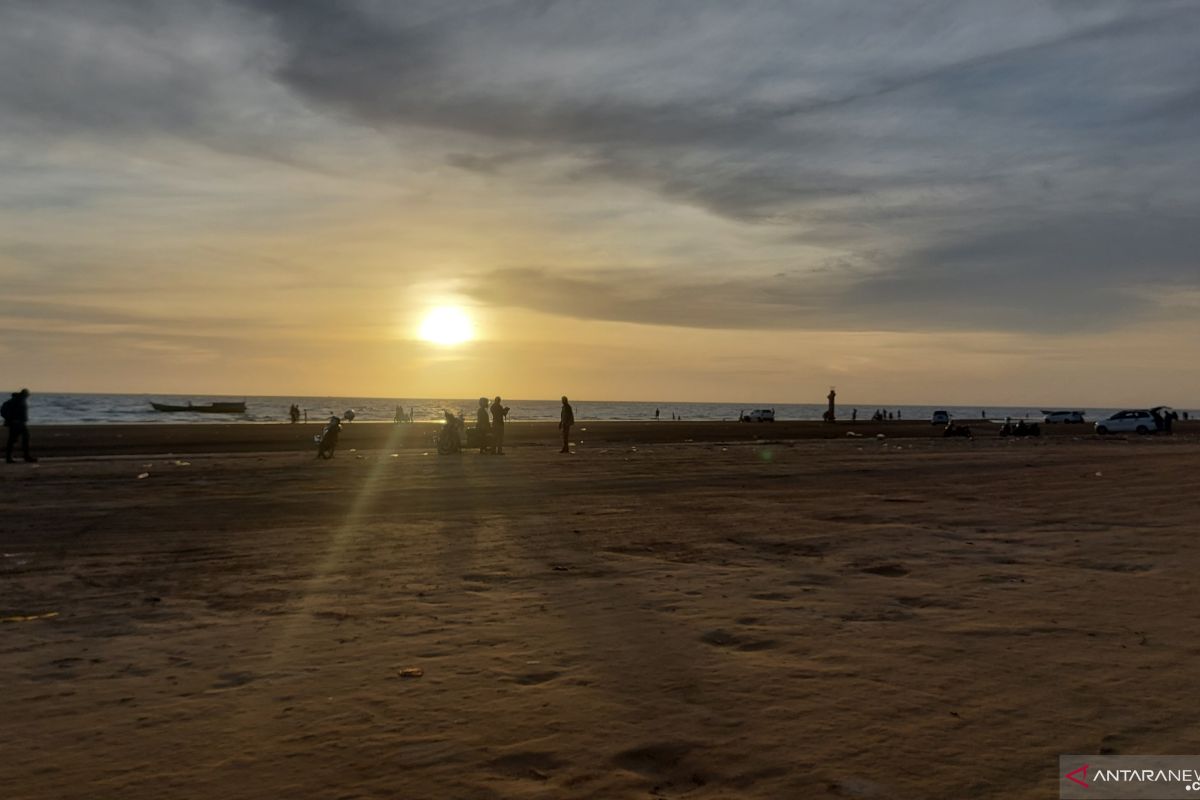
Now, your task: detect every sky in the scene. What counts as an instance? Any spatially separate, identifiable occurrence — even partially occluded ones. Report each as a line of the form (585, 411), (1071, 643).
(1, 0), (1198, 405)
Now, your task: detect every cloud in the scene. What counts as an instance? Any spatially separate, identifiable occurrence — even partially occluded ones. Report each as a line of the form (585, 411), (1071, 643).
(1, 0), (1199, 341)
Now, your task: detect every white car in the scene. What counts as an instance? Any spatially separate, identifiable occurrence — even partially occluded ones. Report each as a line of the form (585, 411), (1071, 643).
(931, 410), (950, 425)
(1095, 410), (1156, 435)
(1044, 411), (1085, 424)
(741, 409), (775, 423)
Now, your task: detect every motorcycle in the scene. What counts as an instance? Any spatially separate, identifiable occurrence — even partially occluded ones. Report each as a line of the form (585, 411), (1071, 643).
(437, 410), (466, 455)
(315, 416), (342, 459)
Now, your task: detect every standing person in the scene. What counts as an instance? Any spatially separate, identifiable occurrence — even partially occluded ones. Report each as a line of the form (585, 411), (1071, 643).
(475, 397), (492, 453)
(559, 396), (574, 454)
(2, 389), (35, 463)
(490, 396), (510, 454)
(655, 408), (660, 420)
(851, 408), (857, 421)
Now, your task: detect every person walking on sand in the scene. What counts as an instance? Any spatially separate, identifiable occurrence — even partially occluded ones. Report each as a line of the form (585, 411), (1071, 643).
(559, 396), (574, 453)
(2, 389), (36, 463)
(490, 396), (510, 454)
(475, 397), (492, 453)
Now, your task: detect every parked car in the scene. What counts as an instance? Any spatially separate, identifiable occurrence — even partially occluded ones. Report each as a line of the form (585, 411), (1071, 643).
(740, 409), (775, 423)
(931, 410), (950, 425)
(1095, 410), (1156, 435)
(1043, 410), (1085, 424)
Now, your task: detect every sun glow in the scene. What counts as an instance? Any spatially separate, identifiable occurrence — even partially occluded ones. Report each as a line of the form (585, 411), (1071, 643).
(418, 306), (474, 346)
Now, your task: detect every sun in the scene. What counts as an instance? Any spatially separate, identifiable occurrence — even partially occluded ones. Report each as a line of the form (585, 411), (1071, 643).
(418, 306), (474, 346)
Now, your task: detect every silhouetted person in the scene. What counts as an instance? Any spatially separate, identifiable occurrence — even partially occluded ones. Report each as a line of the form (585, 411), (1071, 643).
(559, 396), (574, 453)
(475, 397), (492, 453)
(490, 396), (509, 454)
(289, 404), (300, 424)
(2, 389), (34, 463)
(1165, 410), (1176, 434)
(851, 408), (857, 421)
(655, 408), (660, 420)
(394, 404), (403, 424)
(316, 415), (341, 459)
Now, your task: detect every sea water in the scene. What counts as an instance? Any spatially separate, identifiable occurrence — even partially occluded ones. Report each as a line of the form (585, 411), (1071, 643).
(22, 393), (1125, 425)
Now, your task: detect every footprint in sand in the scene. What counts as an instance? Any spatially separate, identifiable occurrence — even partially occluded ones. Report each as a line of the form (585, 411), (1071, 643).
(859, 564), (909, 577)
(612, 742), (694, 775)
(489, 751), (565, 781)
(211, 671), (258, 689)
(513, 671), (561, 685)
(700, 629), (777, 651)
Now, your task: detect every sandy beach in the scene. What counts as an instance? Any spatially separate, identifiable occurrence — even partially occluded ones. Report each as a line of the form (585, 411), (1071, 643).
(26, 418), (1199, 458)
(4, 429), (1200, 798)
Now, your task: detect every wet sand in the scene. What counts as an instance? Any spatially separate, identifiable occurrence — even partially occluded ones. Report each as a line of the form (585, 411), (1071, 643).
(28, 418), (1198, 458)
(4, 432), (1200, 798)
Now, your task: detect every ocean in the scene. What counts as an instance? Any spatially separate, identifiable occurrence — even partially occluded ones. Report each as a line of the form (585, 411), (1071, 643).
(19, 393), (1128, 425)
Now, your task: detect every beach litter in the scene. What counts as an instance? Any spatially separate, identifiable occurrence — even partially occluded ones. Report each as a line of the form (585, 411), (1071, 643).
(399, 667), (424, 679)
(173, 460), (191, 466)
(1, 611), (59, 623)
(136, 472), (150, 479)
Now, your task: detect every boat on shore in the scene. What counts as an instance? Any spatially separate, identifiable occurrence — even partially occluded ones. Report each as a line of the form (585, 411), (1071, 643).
(150, 401), (247, 414)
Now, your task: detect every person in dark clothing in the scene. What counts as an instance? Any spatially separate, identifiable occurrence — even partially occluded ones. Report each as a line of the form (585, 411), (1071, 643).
(475, 397), (492, 453)
(490, 396), (510, 454)
(2, 389), (35, 463)
(559, 396), (574, 453)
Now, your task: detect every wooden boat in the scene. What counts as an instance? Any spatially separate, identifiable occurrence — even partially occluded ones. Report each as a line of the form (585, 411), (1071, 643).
(150, 401), (247, 414)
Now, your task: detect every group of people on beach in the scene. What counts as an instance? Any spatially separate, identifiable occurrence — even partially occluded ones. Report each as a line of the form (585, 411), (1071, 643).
(467, 395), (575, 454)
(849, 409), (903, 422)
(473, 396), (511, 454)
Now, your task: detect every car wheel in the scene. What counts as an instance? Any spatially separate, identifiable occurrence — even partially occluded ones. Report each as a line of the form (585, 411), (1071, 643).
(1096, 426), (1108, 435)
(1136, 425), (1149, 435)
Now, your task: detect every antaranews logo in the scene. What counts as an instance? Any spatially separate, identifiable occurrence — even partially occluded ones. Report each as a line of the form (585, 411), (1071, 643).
(1060, 755), (1200, 799)
(1065, 763), (1089, 789)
